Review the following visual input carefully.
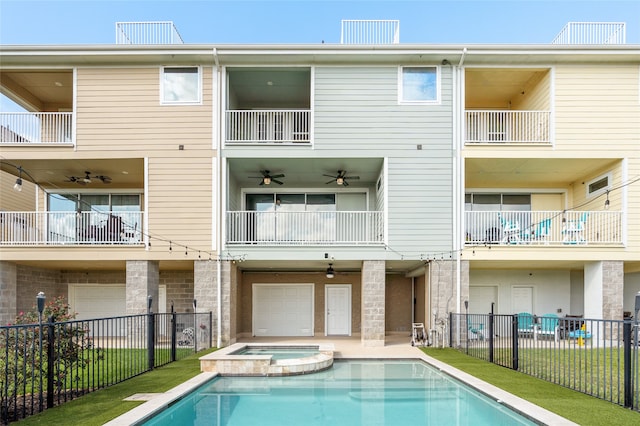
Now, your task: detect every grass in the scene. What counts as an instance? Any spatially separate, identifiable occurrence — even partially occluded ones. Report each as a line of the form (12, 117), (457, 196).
(422, 347), (639, 426)
(15, 348), (216, 426)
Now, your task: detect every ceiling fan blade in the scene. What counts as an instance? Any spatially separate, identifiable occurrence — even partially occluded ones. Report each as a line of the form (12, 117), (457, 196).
(347, 176), (361, 180)
(270, 174), (285, 179)
(258, 180), (265, 186)
(325, 179), (335, 185)
(272, 179), (284, 185)
(322, 174), (336, 178)
(343, 180), (349, 186)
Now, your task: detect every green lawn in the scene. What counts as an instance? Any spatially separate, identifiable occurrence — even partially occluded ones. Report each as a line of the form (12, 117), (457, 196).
(423, 348), (639, 426)
(16, 348), (216, 426)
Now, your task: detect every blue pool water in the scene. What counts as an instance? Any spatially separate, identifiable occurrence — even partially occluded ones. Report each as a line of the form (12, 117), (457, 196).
(231, 346), (320, 360)
(140, 360), (536, 425)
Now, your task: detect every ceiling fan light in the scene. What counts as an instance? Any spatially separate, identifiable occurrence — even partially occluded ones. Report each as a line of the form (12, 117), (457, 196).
(326, 263), (335, 279)
(336, 177), (344, 185)
(263, 176), (271, 185)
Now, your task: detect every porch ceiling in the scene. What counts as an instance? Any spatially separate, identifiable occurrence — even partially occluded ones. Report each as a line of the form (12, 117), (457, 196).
(465, 68), (547, 108)
(1, 158), (145, 189)
(0, 69), (73, 110)
(465, 158), (619, 187)
(228, 157), (383, 188)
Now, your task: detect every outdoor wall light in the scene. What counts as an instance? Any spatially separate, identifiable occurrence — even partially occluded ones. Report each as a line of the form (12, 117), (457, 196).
(326, 263), (335, 279)
(604, 190), (610, 210)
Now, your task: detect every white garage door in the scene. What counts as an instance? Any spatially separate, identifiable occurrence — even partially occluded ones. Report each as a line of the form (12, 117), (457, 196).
(253, 284), (314, 336)
(70, 284), (127, 320)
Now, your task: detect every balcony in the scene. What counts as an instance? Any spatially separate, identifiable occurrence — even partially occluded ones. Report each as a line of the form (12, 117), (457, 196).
(0, 211), (143, 246)
(225, 110), (310, 145)
(0, 112), (73, 144)
(226, 211), (384, 246)
(465, 210), (622, 246)
(115, 21), (184, 44)
(465, 111), (550, 144)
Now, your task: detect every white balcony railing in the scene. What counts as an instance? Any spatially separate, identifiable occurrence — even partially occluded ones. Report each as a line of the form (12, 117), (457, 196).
(341, 20), (400, 44)
(0, 211), (143, 245)
(552, 22), (626, 45)
(226, 211), (384, 245)
(465, 111), (551, 144)
(115, 21), (184, 45)
(0, 112), (73, 144)
(225, 110), (310, 144)
(465, 210), (623, 246)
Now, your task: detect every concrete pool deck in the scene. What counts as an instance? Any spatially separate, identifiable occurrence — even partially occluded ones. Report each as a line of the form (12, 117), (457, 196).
(105, 334), (578, 426)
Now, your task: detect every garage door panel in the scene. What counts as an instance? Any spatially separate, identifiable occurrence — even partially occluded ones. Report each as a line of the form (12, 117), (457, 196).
(253, 284), (314, 337)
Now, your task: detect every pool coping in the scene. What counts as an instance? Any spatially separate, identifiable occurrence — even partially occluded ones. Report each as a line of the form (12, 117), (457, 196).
(105, 346), (578, 426)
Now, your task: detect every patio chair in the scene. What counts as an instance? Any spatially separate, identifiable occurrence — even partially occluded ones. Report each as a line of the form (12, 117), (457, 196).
(534, 314), (559, 342)
(516, 312), (535, 337)
(498, 213), (521, 244)
(562, 212), (589, 244)
(532, 218), (552, 244)
(468, 318), (485, 340)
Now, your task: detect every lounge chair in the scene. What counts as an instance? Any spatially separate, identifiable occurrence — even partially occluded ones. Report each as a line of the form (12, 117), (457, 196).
(516, 312), (535, 337)
(468, 318), (485, 340)
(534, 314), (559, 342)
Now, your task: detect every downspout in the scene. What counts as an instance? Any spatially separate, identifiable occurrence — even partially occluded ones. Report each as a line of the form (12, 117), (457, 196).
(214, 48), (222, 348)
(455, 48), (467, 318)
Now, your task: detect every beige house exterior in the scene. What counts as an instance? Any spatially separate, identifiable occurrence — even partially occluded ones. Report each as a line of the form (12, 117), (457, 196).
(1, 21), (639, 348)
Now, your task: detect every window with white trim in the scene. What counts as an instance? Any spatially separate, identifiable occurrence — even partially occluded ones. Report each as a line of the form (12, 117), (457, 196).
(586, 173), (611, 198)
(161, 67), (201, 104)
(399, 66), (439, 103)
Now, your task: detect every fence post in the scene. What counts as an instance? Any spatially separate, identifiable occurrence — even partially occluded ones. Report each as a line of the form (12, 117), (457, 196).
(448, 312), (453, 347)
(489, 304), (495, 364)
(623, 321), (632, 408)
(512, 314), (519, 371)
(147, 297), (155, 371)
(170, 311), (177, 362)
(46, 315), (55, 409)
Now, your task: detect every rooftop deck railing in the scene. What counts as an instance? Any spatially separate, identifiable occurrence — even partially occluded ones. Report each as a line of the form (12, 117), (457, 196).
(0, 112), (73, 144)
(225, 110), (311, 144)
(226, 210), (384, 245)
(465, 110), (551, 144)
(0, 211), (143, 246)
(115, 21), (184, 44)
(465, 210), (622, 246)
(551, 22), (626, 45)
(341, 19), (400, 44)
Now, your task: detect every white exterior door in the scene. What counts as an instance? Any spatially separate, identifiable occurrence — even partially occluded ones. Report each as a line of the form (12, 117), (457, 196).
(511, 286), (533, 314)
(253, 284), (314, 336)
(469, 286), (498, 314)
(325, 284), (351, 336)
(69, 284), (127, 336)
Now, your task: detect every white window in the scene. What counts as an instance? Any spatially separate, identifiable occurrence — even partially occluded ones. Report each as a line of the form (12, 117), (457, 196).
(586, 173), (611, 198)
(399, 66), (439, 103)
(161, 67), (201, 104)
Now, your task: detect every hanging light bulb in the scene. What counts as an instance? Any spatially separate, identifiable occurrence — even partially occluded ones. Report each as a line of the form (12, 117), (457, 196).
(604, 190), (610, 210)
(13, 167), (23, 191)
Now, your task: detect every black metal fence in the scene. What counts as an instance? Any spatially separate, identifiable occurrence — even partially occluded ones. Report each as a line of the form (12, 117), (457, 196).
(0, 312), (214, 424)
(449, 312), (640, 411)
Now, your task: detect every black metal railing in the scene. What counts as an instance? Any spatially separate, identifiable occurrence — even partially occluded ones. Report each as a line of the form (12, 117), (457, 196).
(450, 312), (640, 411)
(0, 312), (214, 424)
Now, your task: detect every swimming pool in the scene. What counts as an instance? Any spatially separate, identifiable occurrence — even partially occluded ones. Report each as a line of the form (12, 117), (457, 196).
(138, 360), (536, 425)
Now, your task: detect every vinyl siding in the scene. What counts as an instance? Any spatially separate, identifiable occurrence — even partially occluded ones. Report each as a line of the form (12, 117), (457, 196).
(512, 69), (551, 111)
(554, 65), (640, 152)
(313, 66), (454, 254)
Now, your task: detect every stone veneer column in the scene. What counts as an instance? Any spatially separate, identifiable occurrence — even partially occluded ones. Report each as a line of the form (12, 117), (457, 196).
(194, 260), (233, 347)
(125, 260), (159, 314)
(0, 261), (17, 325)
(361, 260), (385, 347)
(585, 260), (623, 321)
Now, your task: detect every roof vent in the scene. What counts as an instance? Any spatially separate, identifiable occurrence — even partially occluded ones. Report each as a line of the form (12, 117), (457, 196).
(341, 20), (400, 44)
(551, 22), (626, 45)
(115, 21), (184, 45)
